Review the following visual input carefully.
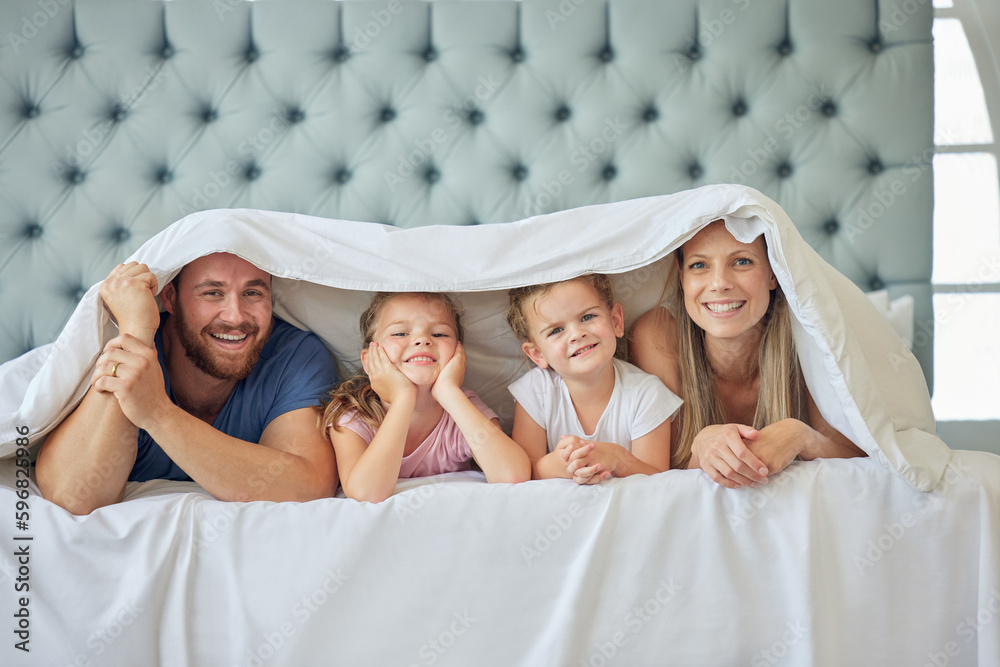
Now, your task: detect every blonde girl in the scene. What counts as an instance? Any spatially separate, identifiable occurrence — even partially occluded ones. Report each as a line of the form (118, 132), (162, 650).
(507, 274), (681, 484)
(321, 292), (529, 502)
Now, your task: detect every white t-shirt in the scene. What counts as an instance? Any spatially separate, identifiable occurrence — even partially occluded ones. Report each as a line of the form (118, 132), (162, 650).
(508, 358), (683, 453)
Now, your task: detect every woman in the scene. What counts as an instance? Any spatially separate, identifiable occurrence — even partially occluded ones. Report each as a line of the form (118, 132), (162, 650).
(629, 220), (865, 489)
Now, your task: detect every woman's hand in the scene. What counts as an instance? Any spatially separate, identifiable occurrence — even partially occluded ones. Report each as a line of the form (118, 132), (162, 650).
(363, 342), (416, 406)
(431, 342), (466, 403)
(689, 424), (769, 489)
(747, 419), (811, 475)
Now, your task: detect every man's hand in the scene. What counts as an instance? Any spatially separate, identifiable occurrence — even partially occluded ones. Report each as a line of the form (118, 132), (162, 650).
(93, 334), (173, 431)
(100, 262), (160, 345)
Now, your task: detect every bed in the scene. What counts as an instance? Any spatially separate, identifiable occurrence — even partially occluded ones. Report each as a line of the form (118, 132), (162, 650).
(2, 1), (998, 665)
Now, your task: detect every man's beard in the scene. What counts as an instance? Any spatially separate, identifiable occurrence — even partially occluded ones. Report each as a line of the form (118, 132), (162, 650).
(169, 304), (270, 381)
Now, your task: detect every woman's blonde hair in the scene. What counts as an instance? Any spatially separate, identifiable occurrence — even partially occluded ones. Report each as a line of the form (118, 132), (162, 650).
(506, 273), (616, 344)
(669, 236), (806, 469)
(318, 292), (464, 436)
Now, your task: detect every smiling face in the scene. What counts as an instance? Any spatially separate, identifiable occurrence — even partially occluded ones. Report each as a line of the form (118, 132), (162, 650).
(366, 294), (459, 386)
(679, 221), (777, 346)
(161, 253), (273, 381)
(520, 279), (624, 381)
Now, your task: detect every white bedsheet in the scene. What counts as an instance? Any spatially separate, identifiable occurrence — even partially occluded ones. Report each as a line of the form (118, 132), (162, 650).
(1, 452), (998, 665)
(0, 184), (996, 665)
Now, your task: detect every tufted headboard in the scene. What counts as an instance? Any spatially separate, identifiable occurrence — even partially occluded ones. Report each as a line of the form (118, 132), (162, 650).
(0, 0), (934, 387)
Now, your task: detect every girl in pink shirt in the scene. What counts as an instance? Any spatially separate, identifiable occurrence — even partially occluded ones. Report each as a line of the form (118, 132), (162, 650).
(320, 292), (530, 502)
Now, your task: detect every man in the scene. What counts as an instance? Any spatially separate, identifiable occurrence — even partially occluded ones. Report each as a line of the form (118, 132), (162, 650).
(36, 253), (339, 514)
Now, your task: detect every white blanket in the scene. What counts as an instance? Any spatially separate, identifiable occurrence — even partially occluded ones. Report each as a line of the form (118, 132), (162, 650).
(0, 184), (951, 489)
(1, 184), (998, 665)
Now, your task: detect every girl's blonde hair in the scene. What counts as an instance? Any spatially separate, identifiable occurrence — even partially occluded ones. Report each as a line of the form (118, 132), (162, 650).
(669, 237), (806, 469)
(506, 274), (616, 344)
(319, 292), (464, 436)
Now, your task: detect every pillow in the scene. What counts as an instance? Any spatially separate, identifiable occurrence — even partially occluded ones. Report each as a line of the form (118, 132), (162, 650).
(866, 290), (915, 350)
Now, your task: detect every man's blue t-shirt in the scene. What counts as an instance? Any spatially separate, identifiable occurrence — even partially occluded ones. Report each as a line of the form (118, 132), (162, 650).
(128, 317), (338, 482)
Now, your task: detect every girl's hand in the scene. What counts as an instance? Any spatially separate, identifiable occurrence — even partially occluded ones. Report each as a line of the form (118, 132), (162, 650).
(690, 424), (769, 489)
(563, 439), (614, 484)
(363, 342), (416, 405)
(431, 342), (466, 402)
(555, 435), (590, 462)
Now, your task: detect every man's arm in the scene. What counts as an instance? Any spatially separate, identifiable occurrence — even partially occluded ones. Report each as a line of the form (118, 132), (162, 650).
(35, 381), (140, 515)
(35, 262), (160, 515)
(141, 404), (337, 503)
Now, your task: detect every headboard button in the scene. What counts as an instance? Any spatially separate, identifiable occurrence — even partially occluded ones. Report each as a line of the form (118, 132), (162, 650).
(157, 169), (173, 185)
(602, 165), (617, 181)
(69, 45), (84, 60)
(202, 108), (219, 124)
(821, 100), (837, 117)
(643, 106), (659, 123)
(869, 39), (883, 54)
(65, 168), (86, 185)
(245, 47), (259, 63)
(425, 167), (441, 184)
(161, 45), (174, 60)
(423, 47), (437, 63)
(689, 164), (703, 179)
(467, 109), (484, 125)
(510, 47), (525, 63)
(686, 44), (701, 61)
(868, 159), (883, 175)
(25, 223), (42, 239)
(23, 104), (40, 120)
(732, 100), (747, 117)
(823, 219), (839, 235)
(777, 40), (793, 56)
(331, 46), (350, 63)
(286, 108), (305, 124)
(554, 106), (571, 122)
(777, 163), (793, 178)
(114, 228), (132, 243)
(380, 107), (396, 123)
(512, 165), (528, 182)
(869, 276), (884, 291)
(598, 47), (614, 63)
(334, 168), (352, 184)
(245, 165), (261, 181)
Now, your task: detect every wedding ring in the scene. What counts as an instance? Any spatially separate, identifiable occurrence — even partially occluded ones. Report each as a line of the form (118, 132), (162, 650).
(111, 362), (119, 377)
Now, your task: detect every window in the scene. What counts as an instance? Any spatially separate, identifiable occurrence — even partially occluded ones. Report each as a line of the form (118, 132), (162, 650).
(931, 1), (1000, 424)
